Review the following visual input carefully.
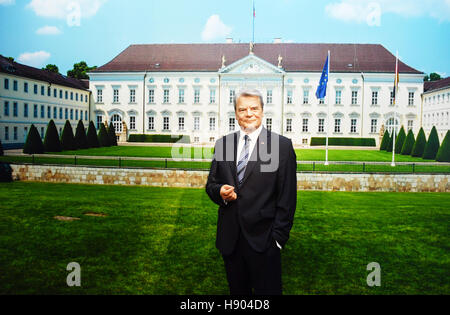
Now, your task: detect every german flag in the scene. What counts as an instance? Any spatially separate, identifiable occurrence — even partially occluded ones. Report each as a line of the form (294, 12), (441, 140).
(393, 52), (399, 105)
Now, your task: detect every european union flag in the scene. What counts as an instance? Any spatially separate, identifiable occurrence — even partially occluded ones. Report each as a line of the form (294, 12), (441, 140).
(315, 55), (329, 99)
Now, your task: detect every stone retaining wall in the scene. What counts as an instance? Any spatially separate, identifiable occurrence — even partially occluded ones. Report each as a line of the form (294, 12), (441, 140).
(9, 164), (450, 192)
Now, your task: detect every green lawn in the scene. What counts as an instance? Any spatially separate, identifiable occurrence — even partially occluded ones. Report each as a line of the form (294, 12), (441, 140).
(0, 182), (448, 294)
(48, 146), (440, 162)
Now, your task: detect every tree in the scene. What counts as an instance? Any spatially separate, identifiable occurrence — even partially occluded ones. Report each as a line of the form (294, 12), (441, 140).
(422, 126), (440, 160)
(23, 124), (44, 154)
(411, 128), (426, 157)
(108, 122), (118, 146)
(42, 64), (59, 73)
(86, 121), (100, 148)
(43, 120), (62, 152)
(379, 130), (390, 151)
(67, 61), (97, 80)
(386, 130), (395, 152)
(60, 120), (76, 151)
(74, 120), (89, 149)
(436, 130), (450, 162)
(424, 72), (442, 82)
(0, 138), (3, 156)
(98, 123), (110, 147)
(394, 126), (406, 153)
(401, 129), (415, 155)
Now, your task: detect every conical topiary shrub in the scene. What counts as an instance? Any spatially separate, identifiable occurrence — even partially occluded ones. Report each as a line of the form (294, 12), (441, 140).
(401, 129), (415, 155)
(108, 122), (118, 146)
(423, 126), (440, 160)
(86, 121), (100, 148)
(0, 139), (3, 156)
(394, 126), (406, 153)
(74, 120), (88, 150)
(386, 130), (396, 152)
(380, 130), (390, 151)
(436, 130), (450, 162)
(23, 124), (44, 154)
(43, 120), (62, 152)
(411, 128), (426, 157)
(60, 120), (76, 151)
(98, 123), (110, 147)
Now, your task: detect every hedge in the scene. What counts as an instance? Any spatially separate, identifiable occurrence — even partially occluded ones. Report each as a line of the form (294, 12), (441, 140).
(128, 134), (191, 143)
(74, 120), (89, 150)
(43, 120), (62, 152)
(23, 124), (44, 154)
(0, 139), (3, 156)
(310, 137), (376, 147)
(401, 129), (415, 155)
(423, 126), (440, 160)
(98, 123), (110, 147)
(379, 131), (390, 150)
(86, 121), (100, 148)
(411, 128), (426, 157)
(394, 126), (406, 153)
(108, 122), (118, 146)
(60, 120), (76, 151)
(436, 130), (450, 162)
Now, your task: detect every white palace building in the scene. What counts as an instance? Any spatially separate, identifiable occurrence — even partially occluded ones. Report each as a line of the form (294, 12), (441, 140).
(1, 42), (429, 148)
(88, 42), (425, 147)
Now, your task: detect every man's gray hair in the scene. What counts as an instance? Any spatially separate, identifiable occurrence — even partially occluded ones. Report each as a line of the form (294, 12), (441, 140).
(233, 88), (265, 111)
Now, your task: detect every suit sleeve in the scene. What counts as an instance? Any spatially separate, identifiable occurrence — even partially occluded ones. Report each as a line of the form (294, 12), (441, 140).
(205, 143), (227, 207)
(272, 139), (297, 248)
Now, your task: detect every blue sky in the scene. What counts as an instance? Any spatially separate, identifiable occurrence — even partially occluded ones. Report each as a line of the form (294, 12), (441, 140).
(0, 0), (449, 77)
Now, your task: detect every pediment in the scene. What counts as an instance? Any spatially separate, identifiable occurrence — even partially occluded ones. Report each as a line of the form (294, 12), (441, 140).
(219, 54), (285, 74)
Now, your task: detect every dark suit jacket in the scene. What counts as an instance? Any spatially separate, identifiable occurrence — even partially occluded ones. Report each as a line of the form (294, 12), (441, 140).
(206, 127), (297, 256)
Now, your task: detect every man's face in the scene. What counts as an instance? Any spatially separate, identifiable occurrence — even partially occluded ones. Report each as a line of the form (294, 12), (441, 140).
(235, 95), (264, 133)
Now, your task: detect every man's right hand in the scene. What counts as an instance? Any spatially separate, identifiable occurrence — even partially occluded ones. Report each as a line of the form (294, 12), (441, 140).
(220, 185), (237, 202)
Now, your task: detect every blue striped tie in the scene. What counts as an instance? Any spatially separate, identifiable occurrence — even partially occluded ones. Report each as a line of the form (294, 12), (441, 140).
(237, 135), (250, 186)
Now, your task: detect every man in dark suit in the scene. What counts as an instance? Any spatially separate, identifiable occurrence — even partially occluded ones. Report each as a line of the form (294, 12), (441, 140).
(206, 89), (297, 295)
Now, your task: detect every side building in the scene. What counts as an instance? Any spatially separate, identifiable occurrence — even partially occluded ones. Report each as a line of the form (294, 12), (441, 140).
(0, 55), (90, 149)
(422, 77), (450, 140)
(89, 43), (424, 147)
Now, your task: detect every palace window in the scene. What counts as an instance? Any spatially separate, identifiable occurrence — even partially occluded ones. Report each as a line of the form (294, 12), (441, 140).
(96, 115), (102, 129)
(13, 102), (18, 117)
(371, 119), (377, 133)
(229, 90), (235, 104)
(4, 101), (9, 116)
(267, 90), (272, 104)
(408, 120), (413, 131)
(334, 119), (341, 133)
(302, 118), (308, 132)
(163, 89), (170, 103)
(229, 117), (235, 131)
(163, 117), (170, 130)
(317, 118), (324, 132)
(210, 89), (216, 104)
(266, 118), (272, 131)
(335, 90), (342, 105)
(408, 92), (415, 106)
(194, 89), (200, 104)
(351, 91), (358, 105)
(286, 118), (292, 132)
(178, 117), (185, 131)
(351, 119), (357, 133)
(371, 91), (378, 105)
(194, 116), (200, 131)
(209, 117), (216, 131)
(287, 90), (293, 104)
(129, 116), (136, 130)
(178, 89), (185, 103)
(148, 89), (154, 103)
(113, 89), (119, 103)
(303, 90), (309, 104)
(130, 89), (136, 103)
(112, 114), (122, 132)
(148, 116), (155, 130)
(97, 89), (103, 103)
(24, 103), (28, 118)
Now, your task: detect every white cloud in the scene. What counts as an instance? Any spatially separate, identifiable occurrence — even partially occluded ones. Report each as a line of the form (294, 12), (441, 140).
(26, 0), (107, 19)
(17, 51), (51, 68)
(36, 25), (62, 35)
(325, 0), (450, 24)
(0, 0), (15, 5)
(201, 14), (232, 41)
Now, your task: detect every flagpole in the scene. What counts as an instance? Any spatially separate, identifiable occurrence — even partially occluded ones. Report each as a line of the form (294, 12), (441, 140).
(252, 0), (255, 43)
(325, 50), (330, 166)
(391, 50), (398, 167)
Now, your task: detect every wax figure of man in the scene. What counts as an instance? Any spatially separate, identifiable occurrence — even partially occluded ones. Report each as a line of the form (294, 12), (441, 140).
(206, 89), (297, 295)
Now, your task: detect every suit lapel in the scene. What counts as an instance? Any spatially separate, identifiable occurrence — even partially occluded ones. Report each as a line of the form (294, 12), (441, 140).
(227, 131), (238, 187)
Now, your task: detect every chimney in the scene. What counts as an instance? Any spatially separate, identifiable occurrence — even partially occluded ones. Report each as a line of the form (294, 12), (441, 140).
(273, 38), (282, 44)
(226, 38), (233, 44)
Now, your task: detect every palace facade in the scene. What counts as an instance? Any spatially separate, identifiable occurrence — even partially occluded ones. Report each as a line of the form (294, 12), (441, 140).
(88, 43), (424, 146)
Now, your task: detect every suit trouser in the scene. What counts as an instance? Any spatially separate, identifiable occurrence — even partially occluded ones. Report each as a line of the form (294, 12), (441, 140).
(222, 228), (282, 295)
